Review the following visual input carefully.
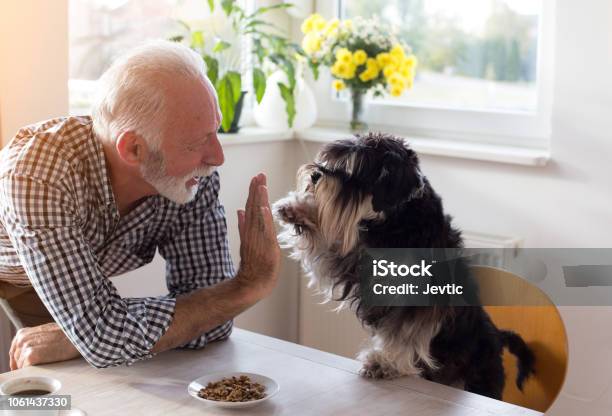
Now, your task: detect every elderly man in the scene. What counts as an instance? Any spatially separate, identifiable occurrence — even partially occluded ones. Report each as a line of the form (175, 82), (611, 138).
(0, 41), (280, 369)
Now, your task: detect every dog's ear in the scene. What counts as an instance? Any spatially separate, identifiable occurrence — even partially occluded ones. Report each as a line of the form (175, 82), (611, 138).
(317, 178), (374, 256)
(371, 150), (424, 212)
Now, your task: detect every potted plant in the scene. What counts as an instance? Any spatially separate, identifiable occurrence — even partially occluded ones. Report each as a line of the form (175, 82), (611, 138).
(171, 0), (304, 133)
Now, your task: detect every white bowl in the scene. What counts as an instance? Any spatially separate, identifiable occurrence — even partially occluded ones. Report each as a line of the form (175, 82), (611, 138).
(187, 372), (279, 408)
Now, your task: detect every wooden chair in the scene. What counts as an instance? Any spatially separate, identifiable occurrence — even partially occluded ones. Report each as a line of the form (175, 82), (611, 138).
(471, 266), (568, 413)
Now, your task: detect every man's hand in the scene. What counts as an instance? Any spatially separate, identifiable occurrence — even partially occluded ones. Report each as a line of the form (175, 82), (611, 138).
(9, 323), (81, 370)
(235, 173), (281, 301)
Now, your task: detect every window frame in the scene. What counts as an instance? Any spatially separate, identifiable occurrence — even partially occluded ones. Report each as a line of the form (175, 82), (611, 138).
(310, 0), (556, 148)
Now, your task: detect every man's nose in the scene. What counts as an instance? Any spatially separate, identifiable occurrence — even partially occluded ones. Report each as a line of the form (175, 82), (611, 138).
(203, 133), (224, 166)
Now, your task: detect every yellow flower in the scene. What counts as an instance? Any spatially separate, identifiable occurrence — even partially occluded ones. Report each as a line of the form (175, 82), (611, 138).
(353, 50), (367, 65)
(388, 72), (406, 88)
(358, 58), (380, 82)
(324, 18), (340, 37)
(403, 54), (418, 69)
(383, 66), (396, 78)
(388, 54), (401, 68)
(331, 61), (343, 77)
(343, 19), (353, 31)
(336, 47), (353, 64)
(366, 58), (379, 73)
(301, 19), (314, 34)
(399, 66), (413, 79)
(331, 61), (356, 79)
(390, 85), (403, 97)
(343, 62), (357, 79)
(332, 79), (346, 91)
(359, 69), (375, 82)
(302, 32), (322, 55)
(376, 52), (391, 68)
(301, 13), (326, 34)
(390, 44), (405, 59)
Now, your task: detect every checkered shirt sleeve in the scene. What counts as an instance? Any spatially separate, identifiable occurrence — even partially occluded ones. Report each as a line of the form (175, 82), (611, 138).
(158, 172), (235, 349)
(0, 172), (177, 368)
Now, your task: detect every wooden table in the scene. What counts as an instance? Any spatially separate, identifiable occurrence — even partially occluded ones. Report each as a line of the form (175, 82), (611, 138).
(0, 329), (541, 415)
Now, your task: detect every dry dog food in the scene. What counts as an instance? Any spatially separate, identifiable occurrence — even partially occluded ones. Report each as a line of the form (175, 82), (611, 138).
(198, 375), (266, 402)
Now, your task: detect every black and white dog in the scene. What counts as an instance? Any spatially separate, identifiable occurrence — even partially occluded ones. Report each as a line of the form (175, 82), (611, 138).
(273, 132), (535, 400)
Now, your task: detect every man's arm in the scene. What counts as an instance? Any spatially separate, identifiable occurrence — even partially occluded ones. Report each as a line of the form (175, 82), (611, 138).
(156, 171), (236, 349)
(1, 173), (178, 368)
(6, 173), (280, 367)
(152, 173), (280, 353)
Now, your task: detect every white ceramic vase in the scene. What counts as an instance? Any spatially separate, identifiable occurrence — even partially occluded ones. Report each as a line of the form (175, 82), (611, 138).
(253, 70), (317, 130)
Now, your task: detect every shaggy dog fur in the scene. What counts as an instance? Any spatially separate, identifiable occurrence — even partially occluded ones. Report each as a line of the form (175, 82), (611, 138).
(273, 132), (535, 400)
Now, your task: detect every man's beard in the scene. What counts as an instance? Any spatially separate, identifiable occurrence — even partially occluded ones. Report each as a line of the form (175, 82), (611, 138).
(140, 150), (215, 204)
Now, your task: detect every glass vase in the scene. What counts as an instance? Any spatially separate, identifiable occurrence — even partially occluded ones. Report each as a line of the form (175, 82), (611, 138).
(349, 89), (368, 132)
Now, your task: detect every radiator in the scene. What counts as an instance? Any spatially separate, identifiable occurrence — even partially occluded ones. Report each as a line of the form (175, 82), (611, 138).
(462, 231), (523, 269)
(462, 231), (522, 249)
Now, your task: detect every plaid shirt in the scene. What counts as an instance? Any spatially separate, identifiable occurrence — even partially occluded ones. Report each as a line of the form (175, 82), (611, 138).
(0, 116), (235, 368)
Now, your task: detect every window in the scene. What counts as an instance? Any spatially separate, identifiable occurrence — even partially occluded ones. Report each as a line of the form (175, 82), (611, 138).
(69, 0), (181, 114)
(342, 0), (541, 113)
(314, 0), (555, 146)
(68, 0), (249, 115)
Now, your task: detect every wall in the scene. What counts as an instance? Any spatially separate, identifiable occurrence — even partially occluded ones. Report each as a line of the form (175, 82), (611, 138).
(0, 0), (70, 373)
(0, 1), (69, 145)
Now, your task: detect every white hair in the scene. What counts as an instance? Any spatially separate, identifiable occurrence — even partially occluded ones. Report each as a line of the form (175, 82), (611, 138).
(91, 40), (210, 150)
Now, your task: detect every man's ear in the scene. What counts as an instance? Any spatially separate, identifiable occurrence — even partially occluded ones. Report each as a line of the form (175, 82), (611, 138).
(116, 131), (147, 166)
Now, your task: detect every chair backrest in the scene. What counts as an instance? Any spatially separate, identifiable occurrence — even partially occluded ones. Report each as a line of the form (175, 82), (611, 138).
(471, 266), (568, 413)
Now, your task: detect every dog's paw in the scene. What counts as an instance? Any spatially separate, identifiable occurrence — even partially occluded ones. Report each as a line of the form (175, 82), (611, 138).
(274, 203), (296, 223)
(360, 361), (400, 380)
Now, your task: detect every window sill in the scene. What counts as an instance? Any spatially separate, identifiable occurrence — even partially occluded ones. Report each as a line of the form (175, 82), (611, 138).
(219, 127), (293, 146)
(295, 126), (550, 167)
(219, 125), (551, 167)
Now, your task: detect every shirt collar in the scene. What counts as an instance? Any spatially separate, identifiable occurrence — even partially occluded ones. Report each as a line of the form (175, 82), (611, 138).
(86, 117), (120, 215)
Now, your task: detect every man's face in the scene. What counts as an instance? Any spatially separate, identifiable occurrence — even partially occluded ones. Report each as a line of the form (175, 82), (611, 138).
(140, 76), (224, 204)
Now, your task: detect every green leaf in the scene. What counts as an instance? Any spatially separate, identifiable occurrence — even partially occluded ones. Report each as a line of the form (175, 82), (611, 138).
(294, 44), (307, 57)
(285, 61), (296, 91)
(213, 40), (231, 53)
(252, 68), (266, 103)
(191, 31), (205, 49)
(203, 55), (219, 85)
(267, 34), (288, 53)
(177, 19), (191, 32)
(278, 82), (296, 128)
(217, 75), (236, 133)
(207, 0), (214, 12)
(253, 38), (266, 64)
(245, 19), (277, 30)
(221, 0), (235, 16)
(247, 3), (292, 19)
(308, 60), (320, 81)
(226, 71), (242, 103)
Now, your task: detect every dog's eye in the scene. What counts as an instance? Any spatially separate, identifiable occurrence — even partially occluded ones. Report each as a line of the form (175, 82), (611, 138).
(295, 224), (304, 235)
(311, 171), (321, 184)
